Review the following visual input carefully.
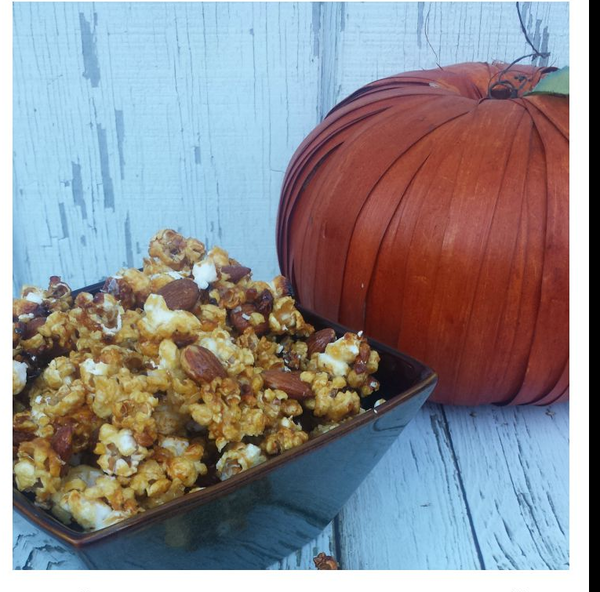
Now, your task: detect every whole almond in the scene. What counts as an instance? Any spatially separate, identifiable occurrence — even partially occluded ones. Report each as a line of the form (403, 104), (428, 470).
(306, 328), (337, 357)
(181, 345), (227, 384)
(157, 278), (200, 311)
(262, 370), (313, 400)
(221, 265), (251, 283)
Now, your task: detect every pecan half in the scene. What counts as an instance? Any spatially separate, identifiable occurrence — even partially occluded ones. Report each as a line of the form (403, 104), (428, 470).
(181, 345), (227, 384)
(262, 370), (312, 400)
(157, 278), (200, 311)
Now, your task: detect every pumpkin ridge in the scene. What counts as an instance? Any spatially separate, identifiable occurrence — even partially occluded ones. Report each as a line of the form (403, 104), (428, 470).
(484, 115), (537, 404)
(508, 107), (569, 404)
(304, 95), (474, 318)
(336, 102), (481, 327)
(453, 106), (530, 403)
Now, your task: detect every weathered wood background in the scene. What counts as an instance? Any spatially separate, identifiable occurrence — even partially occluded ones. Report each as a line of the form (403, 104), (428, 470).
(13, 1), (569, 293)
(13, 1), (570, 570)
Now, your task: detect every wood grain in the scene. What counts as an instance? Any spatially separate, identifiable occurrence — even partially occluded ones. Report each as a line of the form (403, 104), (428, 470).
(336, 403), (569, 569)
(336, 404), (484, 569)
(444, 403), (569, 569)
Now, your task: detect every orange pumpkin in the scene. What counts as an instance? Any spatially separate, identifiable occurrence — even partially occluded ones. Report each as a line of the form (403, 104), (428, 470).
(277, 62), (569, 405)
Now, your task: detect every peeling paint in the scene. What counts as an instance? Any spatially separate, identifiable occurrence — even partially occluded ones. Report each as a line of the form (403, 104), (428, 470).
(96, 125), (115, 210)
(540, 26), (550, 66)
(417, 2), (425, 49)
(71, 162), (87, 220)
(58, 203), (69, 238)
(124, 213), (134, 268)
(311, 3), (321, 58)
(115, 110), (126, 180)
(79, 13), (100, 87)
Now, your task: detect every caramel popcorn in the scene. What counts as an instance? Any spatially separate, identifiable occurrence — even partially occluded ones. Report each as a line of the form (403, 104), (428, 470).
(13, 229), (380, 531)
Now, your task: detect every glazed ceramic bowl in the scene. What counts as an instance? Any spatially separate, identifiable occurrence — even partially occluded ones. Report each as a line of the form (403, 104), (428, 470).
(13, 280), (437, 569)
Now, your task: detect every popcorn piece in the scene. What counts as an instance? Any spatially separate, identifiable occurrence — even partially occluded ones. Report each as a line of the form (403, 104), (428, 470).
(95, 425), (149, 477)
(192, 259), (218, 290)
(268, 296), (313, 337)
(30, 381), (86, 424)
(316, 333), (362, 377)
(51, 466), (139, 530)
(13, 360), (28, 395)
(14, 438), (64, 506)
(197, 328), (254, 376)
(262, 417), (309, 456)
(155, 436), (207, 487)
(73, 292), (125, 337)
(138, 294), (201, 340)
(301, 372), (361, 423)
(216, 443), (267, 481)
(147, 229), (206, 272)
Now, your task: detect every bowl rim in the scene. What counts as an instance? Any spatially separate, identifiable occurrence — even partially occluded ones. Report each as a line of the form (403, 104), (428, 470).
(13, 281), (438, 549)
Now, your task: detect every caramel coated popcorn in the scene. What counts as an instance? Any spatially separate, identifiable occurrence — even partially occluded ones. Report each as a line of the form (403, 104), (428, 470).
(13, 230), (380, 531)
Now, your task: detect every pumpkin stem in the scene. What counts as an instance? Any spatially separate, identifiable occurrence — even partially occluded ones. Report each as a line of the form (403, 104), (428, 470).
(487, 3), (552, 100)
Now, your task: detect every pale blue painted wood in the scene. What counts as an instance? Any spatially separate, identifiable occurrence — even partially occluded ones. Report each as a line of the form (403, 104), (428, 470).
(337, 403), (569, 569)
(444, 404), (569, 569)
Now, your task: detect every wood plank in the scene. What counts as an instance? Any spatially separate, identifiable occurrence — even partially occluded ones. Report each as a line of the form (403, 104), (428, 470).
(444, 403), (569, 569)
(336, 404), (483, 569)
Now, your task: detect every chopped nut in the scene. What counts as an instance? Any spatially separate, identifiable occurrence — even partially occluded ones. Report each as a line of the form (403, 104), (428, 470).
(313, 552), (340, 570)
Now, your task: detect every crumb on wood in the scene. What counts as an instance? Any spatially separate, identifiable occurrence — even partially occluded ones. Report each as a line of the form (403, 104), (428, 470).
(313, 552), (339, 570)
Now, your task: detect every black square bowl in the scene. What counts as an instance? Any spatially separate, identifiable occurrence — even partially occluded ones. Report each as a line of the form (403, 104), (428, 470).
(14, 281), (437, 569)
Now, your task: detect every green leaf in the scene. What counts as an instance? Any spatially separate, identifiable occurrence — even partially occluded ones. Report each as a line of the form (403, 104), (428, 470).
(527, 66), (570, 96)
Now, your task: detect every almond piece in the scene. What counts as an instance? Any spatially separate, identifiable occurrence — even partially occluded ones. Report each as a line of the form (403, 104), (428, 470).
(262, 370), (313, 400)
(306, 328), (336, 357)
(254, 289), (274, 317)
(102, 276), (137, 309)
(221, 265), (251, 283)
(22, 317), (47, 340)
(156, 278), (200, 311)
(181, 345), (227, 384)
(51, 424), (75, 462)
(229, 303), (269, 336)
